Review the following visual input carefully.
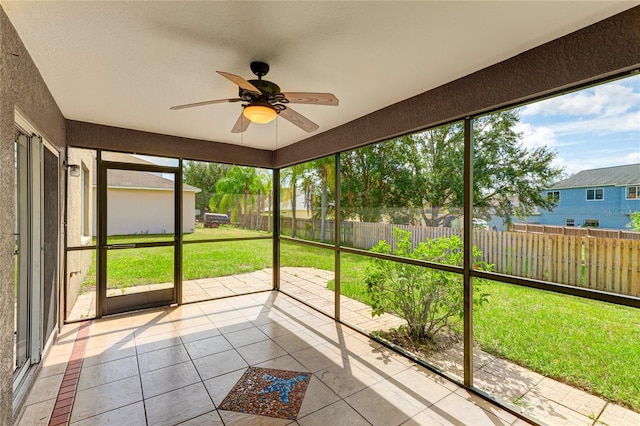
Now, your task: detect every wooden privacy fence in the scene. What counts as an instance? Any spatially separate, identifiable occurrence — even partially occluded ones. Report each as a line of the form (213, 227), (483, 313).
(474, 231), (640, 297)
(279, 219), (463, 247)
(512, 223), (640, 241)
(350, 222), (462, 250)
(278, 218), (639, 297)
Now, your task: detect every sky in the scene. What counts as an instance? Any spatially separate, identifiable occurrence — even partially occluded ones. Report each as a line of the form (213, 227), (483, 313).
(515, 73), (640, 177)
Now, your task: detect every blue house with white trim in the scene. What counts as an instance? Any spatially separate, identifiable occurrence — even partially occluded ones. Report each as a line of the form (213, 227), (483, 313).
(520, 164), (640, 229)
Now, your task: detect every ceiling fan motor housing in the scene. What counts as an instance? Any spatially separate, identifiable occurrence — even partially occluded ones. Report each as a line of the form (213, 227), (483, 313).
(248, 79), (280, 96)
(239, 79), (286, 107)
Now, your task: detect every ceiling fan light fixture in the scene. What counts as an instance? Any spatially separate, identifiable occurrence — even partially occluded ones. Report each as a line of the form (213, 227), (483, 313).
(243, 103), (277, 124)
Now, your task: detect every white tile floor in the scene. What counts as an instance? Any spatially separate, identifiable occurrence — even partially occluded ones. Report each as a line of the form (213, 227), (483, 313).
(17, 291), (532, 426)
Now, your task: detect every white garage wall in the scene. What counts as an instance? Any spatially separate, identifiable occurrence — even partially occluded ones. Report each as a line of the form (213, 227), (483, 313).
(92, 188), (197, 236)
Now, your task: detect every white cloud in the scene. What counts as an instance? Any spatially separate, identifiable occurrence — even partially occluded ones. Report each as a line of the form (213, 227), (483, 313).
(625, 151), (640, 163)
(554, 150), (640, 178)
(514, 122), (557, 150)
(521, 82), (640, 117)
(548, 111), (640, 136)
(518, 75), (640, 177)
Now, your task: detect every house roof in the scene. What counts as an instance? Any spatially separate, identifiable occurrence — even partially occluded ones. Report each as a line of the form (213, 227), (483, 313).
(108, 169), (200, 193)
(551, 164), (640, 189)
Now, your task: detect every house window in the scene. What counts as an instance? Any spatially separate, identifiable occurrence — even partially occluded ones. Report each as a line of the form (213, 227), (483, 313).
(627, 186), (639, 199)
(584, 219), (599, 228)
(546, 191), (560, 201)
(565, 219), (575, 227)
(586, 188), (603, 201)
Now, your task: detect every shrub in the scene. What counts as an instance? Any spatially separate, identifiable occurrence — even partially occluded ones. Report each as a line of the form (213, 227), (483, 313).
(630, 211), (640, 231)
(365, 227), (489, 341)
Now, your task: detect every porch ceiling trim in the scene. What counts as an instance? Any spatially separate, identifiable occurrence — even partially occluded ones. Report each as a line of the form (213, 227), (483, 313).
(66, 120), (273, 168)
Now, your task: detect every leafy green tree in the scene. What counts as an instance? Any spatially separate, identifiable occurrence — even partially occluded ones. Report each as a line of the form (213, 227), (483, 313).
(341, 111), (562, 227)
(341, 141), (415, 223)
(403, 126), (464, 227)
(182, 161), (230, 214)
(365, 228), (489, 341)
(472, 111), (563, 223)
(212, 166), (264, 228)
(282, 159), (335, 241)
(630, 211), (640, 231)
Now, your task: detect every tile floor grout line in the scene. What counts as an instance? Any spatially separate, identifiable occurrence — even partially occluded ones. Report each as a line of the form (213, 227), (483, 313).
(47, 320), (92, 426)
(593, 402), (608, 425)
(132, 319), (151, 426)
(180, 320), (220, 414)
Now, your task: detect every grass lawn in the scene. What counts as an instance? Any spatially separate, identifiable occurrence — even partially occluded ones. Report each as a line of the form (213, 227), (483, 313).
(85, 228), (347, 289)
(183, 226), (271, 241)
(79, 229), (640, 411)
(82, 227), (272, 290)
(474, 281), (640, 411)
(337, 260), (640, 412)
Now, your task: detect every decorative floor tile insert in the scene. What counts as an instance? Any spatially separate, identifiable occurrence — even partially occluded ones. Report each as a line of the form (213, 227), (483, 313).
(219, 367), (311, 420)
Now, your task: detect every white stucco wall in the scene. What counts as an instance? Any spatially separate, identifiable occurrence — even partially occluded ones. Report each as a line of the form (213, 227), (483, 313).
(92, 188), (196, 236)
(66, 148), (96, 316)
(183, 191), (197, 233)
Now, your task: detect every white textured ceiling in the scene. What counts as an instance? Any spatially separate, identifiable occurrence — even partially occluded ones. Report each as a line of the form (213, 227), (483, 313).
(3, 1), (638, 151)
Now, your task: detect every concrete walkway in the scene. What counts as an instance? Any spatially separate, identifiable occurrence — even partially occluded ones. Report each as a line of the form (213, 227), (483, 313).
(68, 267), (640, 425)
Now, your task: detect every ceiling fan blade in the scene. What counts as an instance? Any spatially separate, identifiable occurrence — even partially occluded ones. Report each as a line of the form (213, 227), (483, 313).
(170, 98), (241, 110)
(279, 106), (320, 133)
(231, 113), (251, 133)
(282, 92), (339, 106)
(217, 71), (262, 94)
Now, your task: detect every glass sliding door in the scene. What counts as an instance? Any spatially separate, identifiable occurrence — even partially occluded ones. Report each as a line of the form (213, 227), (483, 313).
(42, 144), (59, 346)
(12, 121), (61, 409)
(13, 130), (29, 381)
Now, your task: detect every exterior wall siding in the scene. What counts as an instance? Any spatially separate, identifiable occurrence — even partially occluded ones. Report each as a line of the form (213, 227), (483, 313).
(65, 149), (96, 318)
(92, 188), (197, 236)
(522, 186), (640, 229)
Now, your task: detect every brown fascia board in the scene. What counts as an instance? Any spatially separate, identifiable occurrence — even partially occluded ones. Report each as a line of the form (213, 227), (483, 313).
(273, 6), (640, 168)
(66, 120), (273, 168)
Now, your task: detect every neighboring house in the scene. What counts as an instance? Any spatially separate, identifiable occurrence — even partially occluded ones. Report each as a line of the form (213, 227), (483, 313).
(92, 167), (201, 236)
(520, 164), (640, 229)
(280, 190), (314, 220)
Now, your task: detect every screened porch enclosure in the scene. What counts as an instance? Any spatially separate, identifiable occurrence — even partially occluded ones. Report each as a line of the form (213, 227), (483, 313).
(62, 71), (640, 426)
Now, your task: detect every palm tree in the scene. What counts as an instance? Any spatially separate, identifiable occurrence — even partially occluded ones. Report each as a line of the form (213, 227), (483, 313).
(212, 166), (262, 228)
(311, 157), (335, 242)
(280, 163), (306, 237)
(260, 173), (273, 232)
(252, 170), (272, 231)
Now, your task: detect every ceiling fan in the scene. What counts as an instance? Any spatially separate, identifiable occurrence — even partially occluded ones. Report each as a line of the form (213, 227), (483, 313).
(170, 61), (339, 133)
